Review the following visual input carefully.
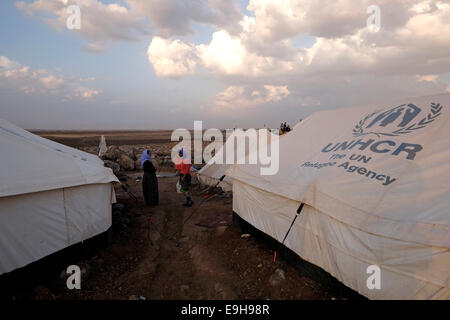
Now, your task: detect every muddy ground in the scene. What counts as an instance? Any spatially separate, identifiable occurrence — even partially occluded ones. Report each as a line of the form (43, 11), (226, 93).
(1, 132), (360, 300)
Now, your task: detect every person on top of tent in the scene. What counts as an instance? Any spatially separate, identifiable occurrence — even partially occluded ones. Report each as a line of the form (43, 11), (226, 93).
(141, 150), (159, 207)
(175, 148), (194, 207)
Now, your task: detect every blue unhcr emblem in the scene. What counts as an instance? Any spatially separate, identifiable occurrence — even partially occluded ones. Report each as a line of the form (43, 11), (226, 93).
(353, 103), (443, 137)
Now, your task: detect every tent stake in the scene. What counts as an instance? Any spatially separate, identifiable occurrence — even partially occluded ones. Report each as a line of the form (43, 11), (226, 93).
(274, 203), (304, 263)
(121, 183), (138, 202)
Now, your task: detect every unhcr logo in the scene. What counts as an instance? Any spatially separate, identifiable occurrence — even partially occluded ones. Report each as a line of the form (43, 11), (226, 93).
(353, 103), (443, 138)
(319, 100), (446, 187)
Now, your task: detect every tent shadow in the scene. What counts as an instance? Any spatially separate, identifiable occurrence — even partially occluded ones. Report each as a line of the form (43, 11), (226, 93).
(0, 227), (113, 300)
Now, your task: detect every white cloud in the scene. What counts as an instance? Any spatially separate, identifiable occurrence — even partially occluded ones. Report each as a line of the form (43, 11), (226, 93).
(0, 56), (21, 69)
(127, 0), (242, 37)
(146, 0), (450, 80)
(147, 30), (297, 77)
(39, 74), (65, 90)
(16, 0), (243, 51)
(0, 55), (100, 100)
(214, 85), (290, 110)
(75, 87), (100, 99)
(416, 74), (439, 83)
(147, 37), (198, 78)
(264, 85), (290, 102)
(412, 1), (435, 14)
(143, 0), (450, 115)
(15, 0), (150, 52)
(198, 30), (297, 76)
(84, 42), (108, 54)
(245, 0), (369, 41)
(298, 96), (321, 107)
(198, 31), (247, 75)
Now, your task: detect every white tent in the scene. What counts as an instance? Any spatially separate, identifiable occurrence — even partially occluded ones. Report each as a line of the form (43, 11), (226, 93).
(0, 119), (118, 275)
(197, 135), (233, 192)
(198, 129), (279, 192)
(98, 135), (107, 157)
(228, 93), (450, 299)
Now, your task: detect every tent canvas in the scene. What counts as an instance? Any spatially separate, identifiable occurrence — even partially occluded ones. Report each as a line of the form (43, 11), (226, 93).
(98, 135), (107, 157)
(197, 129), (280, 191)
(0, 119), (118, 275)
(228, 93), (450, 299)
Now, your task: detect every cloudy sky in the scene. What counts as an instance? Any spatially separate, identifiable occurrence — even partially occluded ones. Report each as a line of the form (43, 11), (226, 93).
(1, 0), (449, 130)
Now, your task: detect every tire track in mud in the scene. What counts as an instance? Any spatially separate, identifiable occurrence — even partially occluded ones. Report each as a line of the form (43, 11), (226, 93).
(142, 178), (201, 299)
(142, 181), (236, 299)
(111, 176), (187, 298)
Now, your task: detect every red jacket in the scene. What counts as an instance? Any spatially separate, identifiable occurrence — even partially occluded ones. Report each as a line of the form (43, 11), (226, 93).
(180, 157), (191, 175)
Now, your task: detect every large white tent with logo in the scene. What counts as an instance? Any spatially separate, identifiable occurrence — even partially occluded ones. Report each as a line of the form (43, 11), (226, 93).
(0, 119), (118, 275)
(227, 93), (450, 299)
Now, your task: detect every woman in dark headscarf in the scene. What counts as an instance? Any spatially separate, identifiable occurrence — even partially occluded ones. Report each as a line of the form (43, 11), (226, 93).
(141, 150), (159, 206)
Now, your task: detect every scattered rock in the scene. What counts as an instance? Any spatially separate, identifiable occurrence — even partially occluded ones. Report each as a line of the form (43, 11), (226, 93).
(257, 264), (263, 268)
(241, 233), (251, 239)
(118, 155), (135, 171)
(150, 231), (161, 242)
(214, 283), (227, 299)
(180, 285), (189, 293)
(104, 160), (121, 175)
(33, 285), (56, 300)
(120, 147), (137, 161)
(179, 236), (189, 243)
(113, 211), (130, 227)
(215, 226), (228, 236)
(135, 159), (142, 170)
(101, 145), (166, 171)
(132, 148), (140, 159)
(103, 146), (121, 161)
(129, 295), (138, 300)
(80, 263), (91, 280)
(112, 202), (125, 212)
(269, 268), (286, 286)
(116, 172), (127, 181)
(214, 282), (224, 293)
(275, 268), (286, 280)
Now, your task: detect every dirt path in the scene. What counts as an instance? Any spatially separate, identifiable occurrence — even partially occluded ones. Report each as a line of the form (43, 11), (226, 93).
(119, 175), (239, 299)
(10, 173), (357, 300)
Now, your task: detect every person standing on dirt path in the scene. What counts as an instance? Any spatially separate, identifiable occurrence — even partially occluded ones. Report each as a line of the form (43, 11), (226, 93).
(176, 148), (194, 207)
(141, 150), (159, 207)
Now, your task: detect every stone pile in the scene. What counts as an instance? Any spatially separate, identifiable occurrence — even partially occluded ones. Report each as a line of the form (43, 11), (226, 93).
(99, 145), (173, 173)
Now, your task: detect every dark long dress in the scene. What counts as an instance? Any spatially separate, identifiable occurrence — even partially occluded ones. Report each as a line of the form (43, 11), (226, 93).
(142, 160), (159, 206)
